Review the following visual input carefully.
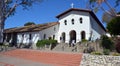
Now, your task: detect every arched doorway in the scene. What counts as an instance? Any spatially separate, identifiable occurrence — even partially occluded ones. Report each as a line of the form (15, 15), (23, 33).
(81, 31), (86, 40)
(61, 32), (66, 43)
(69, 30), (76, 43)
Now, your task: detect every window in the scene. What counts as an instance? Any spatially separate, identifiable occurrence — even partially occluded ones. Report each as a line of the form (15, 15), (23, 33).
(22, 34), (24, 38)
(54, 27), (56, 31)
(43, 34), (46, 39)
(29, 34), (32, 40)
(61, 32), (66, 43)
(71, 19), (74, 25)
(80, 18), (83, 23)
(64, 20), (67, 25)
(53, 35), (55, 40)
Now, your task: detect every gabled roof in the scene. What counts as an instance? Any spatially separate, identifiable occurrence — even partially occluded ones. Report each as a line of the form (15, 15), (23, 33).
(56, 8), (106, 31)
(56, 8), (91, 18)
(4, 22), (59, 33)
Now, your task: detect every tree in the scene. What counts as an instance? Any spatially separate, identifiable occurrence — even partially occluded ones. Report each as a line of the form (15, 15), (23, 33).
(88, 0), (120, 23)
(100, 35), (114, 51)
(0, 0), (43, 43)
(24, 22), (35, 26)
(107, 16), (120, 36)
(116, 38), (120, 53)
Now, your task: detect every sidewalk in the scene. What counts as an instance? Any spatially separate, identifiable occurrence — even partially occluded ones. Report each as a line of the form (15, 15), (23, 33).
(0, 54), (53, 66)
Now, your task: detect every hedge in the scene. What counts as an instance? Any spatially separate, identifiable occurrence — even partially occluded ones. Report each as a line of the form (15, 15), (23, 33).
(36, 39), (57, 48)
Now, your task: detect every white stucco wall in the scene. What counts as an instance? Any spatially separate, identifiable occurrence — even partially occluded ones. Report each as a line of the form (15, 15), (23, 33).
(90, 15), (106, 41)
(38, 24), (59, 40)
(57, 11), (91, 43)
(17, 32), (39, 44)
(17, 24), (59, 49)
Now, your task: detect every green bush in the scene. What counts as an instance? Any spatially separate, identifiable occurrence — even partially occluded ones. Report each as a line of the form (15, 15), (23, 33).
(103, 49), (110, 55)
(0, 43), (3, 46)
(36, 40), (45, 48)
(100, 35), (114, 51)
(49, 40), (57, 44)
(91, 51), (102, 55)
(36, 39), (57, 48)
(112, 52), (120, 56)
(115, 38), (120, 53)
(82, 39), (88, 43)
(49, 40), (57, 50)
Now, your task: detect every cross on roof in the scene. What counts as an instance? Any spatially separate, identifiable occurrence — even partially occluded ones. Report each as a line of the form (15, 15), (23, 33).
(71, 3), (74, 8)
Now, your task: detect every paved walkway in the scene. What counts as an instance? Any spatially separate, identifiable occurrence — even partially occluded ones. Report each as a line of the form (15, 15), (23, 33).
(0, 49), (82, 66)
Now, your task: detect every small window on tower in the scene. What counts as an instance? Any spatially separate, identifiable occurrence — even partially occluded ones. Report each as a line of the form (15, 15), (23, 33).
(72, 19), (74, 25)
(80, 18), (83, 24)
(64, 20), (67, 25)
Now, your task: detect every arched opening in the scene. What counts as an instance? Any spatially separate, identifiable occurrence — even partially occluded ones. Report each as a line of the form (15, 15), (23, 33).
(61, 32), (66, 43)
(69, 30), (76, 43)
(43, 34), (46, 39)
(81, 31), (86, 40)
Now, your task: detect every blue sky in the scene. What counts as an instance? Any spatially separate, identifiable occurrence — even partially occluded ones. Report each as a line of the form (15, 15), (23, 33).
(5, 0), (120, 28)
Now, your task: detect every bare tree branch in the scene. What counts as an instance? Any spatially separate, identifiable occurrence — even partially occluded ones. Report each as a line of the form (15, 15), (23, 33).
(104, 0), (117, 16)
(100, 6), (115, 17)
(5, 0), (19, 18)
(5, 4), (18, 18)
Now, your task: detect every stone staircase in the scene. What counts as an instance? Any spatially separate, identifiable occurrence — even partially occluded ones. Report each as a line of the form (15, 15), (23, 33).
(52, 42), (102, 53)
(52, 43), (82, 52)
(52, 43), (66, 51)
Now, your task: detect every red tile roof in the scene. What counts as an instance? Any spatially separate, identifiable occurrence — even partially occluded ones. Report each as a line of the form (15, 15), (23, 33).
(4, 22), (59, 33)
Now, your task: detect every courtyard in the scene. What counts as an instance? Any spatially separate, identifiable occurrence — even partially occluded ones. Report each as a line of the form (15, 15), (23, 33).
(0, 49), (82, 66)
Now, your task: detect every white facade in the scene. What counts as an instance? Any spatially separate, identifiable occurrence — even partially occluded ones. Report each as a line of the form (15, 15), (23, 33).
(57, 11), (91, 43)
(57, 9), (106, 43)
(17, 24), (59, 48)
(4, 8), (106, 48)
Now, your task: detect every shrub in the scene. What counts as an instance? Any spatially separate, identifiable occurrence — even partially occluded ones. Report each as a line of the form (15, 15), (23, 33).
(0, 43), (3, 46)
(91, 51), (102, 55)
(84, 46), (95, 53)
(112, 52), (120, 56)
(36, 39), (58, 48)
(49, 40), (57, 50)
(36, 40), (45, 48)
(100, 35), (114, 51)
(103, 49), (110, 55)
(49, 40), (57, 44)
(82, 39), (88, 43)
(115, 38), (120, 53)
